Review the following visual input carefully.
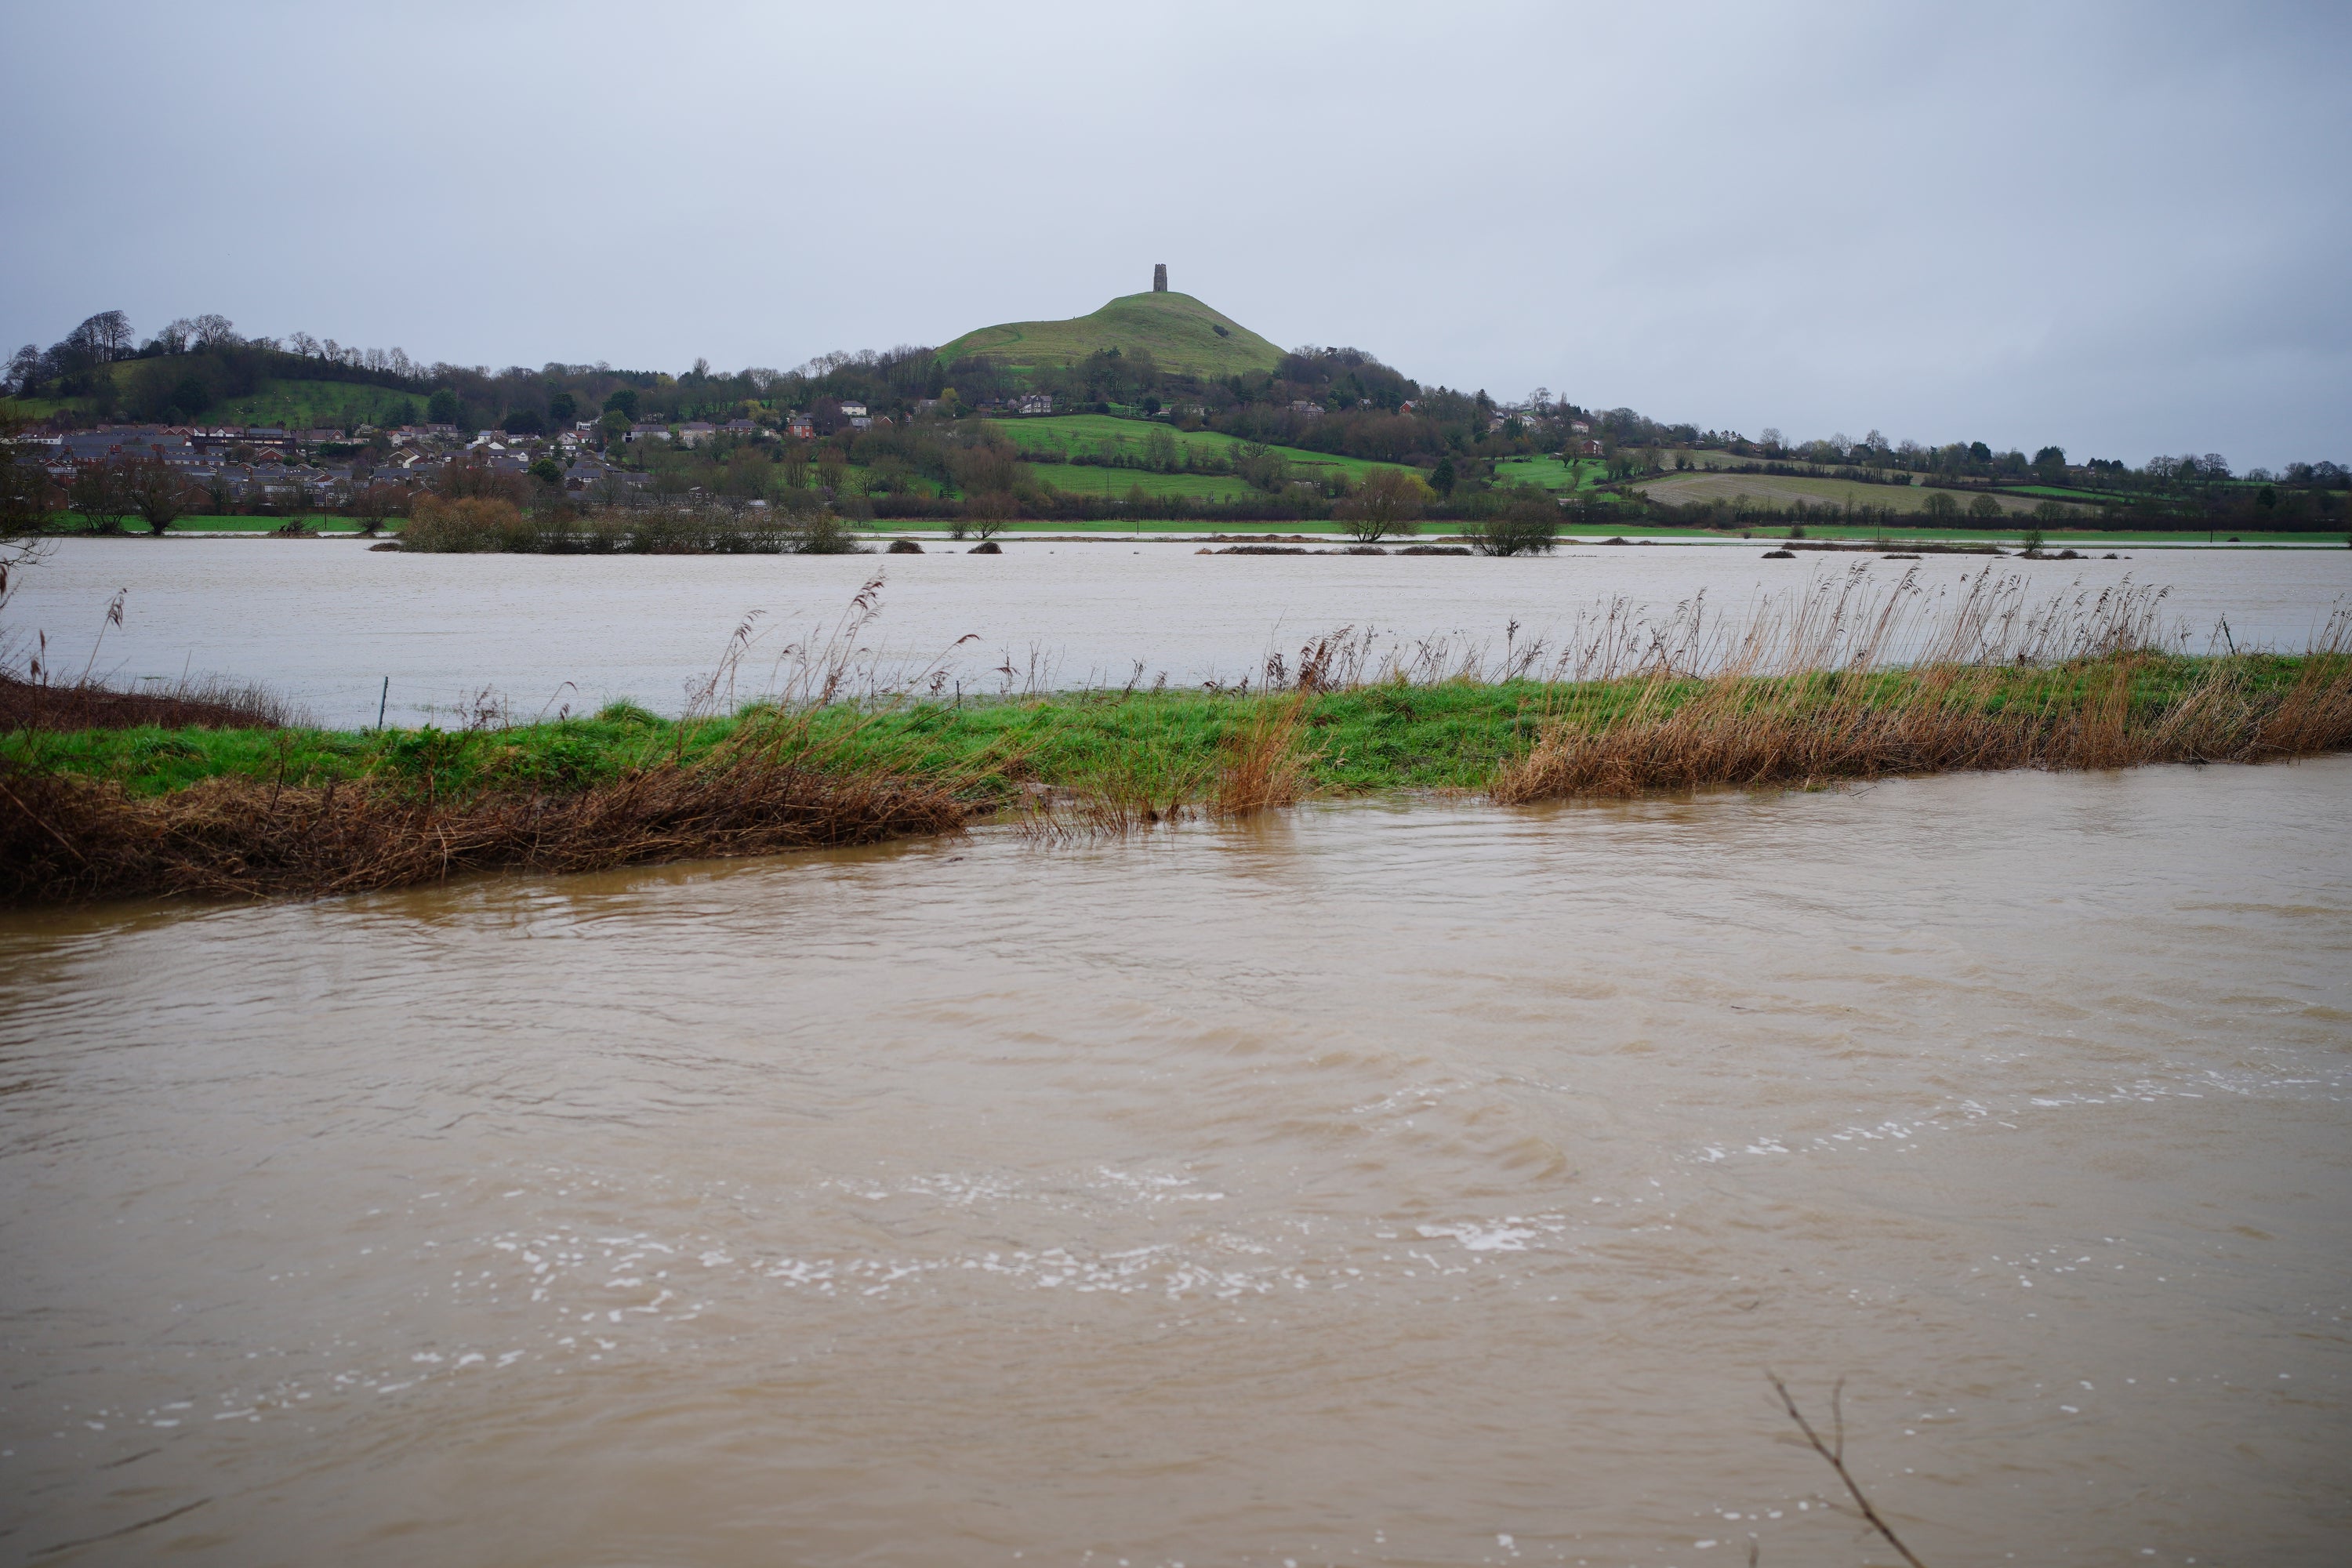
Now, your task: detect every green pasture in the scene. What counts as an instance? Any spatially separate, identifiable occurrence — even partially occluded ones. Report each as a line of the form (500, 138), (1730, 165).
(42, 514), (380, 536)
(1635, 470), (2074, 516)
(1494, 455), (1609, 492)
(1017, 463), (1258, 502)
(194, 381), (421, 430)
(998, 414), (1415, 482)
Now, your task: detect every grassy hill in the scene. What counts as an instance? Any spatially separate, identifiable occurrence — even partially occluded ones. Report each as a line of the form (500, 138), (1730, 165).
(938, 292), (1283, 378)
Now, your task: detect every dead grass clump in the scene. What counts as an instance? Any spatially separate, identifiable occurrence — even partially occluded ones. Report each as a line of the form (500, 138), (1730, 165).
(1007, 786), (1186, 845)
(1214, 693), (1314, 815)
(0, 735), (966, 905)
(1494, 619), (2352, 804)
(0, 672), (303, 731)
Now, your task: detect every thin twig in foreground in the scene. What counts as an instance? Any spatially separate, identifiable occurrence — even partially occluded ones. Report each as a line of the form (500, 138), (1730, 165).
(1768, 1374), (1928, 1568)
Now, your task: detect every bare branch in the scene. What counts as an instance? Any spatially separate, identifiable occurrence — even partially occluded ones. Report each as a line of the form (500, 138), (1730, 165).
(1767, 1373), (1927, 1568)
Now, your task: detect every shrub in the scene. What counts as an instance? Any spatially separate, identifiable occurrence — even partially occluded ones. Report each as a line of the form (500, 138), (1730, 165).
(1471, 498), (1561, 556)
(403, 495), (532, 552)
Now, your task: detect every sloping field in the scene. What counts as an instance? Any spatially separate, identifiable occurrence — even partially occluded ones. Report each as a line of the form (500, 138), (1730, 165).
(996, 414), (1412, 483)
(1494, 455), (1604, 492)
(198, 379), (423, 430)
(1018, 463), (1258, 501)
(1500, 451), (1745, 494)
(5, 376), (421, 431)
(1636, 471), (2071, 515)
(939, 292), (1283, 377)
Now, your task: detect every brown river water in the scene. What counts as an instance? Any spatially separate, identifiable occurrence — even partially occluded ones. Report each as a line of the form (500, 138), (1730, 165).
(5, 758), (2350, 1566)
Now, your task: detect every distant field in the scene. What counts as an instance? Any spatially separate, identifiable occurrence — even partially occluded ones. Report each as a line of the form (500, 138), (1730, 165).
(999, 415), (1414, 485)
(40, 515), (376, 535)
(198, 381), (423, 429)
(1497, 451), (1747, 492)
(1494, 455), (1605, 492)
(2011, 484), (2134, 502)
(1018, 463), (1258, 501)
(1635, 471), (2076, 516)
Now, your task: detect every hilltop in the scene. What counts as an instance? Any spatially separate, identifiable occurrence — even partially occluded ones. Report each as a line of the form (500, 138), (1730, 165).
(937, 290), (1283, 378)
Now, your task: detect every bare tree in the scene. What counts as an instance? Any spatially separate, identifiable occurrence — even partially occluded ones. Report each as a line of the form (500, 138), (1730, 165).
(0, 407), (55, 565)
(124, 451), (191, 535)
(347, 481), (407, 535)
(189, 314), (238, 350)
(67, 459), (133, 534)
(1335, 466), (1430, 542)
(6, 343), (39, 395)
(78, 310), (134, 362)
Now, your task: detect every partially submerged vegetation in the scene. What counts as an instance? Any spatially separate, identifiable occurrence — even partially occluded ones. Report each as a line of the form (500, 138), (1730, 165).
(0, 704), (966, 904)
(5, 571), (2350, 904)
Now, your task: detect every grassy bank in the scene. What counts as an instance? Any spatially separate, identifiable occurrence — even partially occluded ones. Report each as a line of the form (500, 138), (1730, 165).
(7, 648), (2349, 905)
(0, 699), (966, 904)
(9, 572), (2350, 902)
(9, 652), (2340, 800)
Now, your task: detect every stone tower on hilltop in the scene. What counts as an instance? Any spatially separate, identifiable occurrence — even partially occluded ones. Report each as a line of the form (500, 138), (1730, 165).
(1152, 263), (1167, 292)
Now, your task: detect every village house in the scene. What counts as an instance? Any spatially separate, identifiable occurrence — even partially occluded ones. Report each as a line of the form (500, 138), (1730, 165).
(677, 420), (718, 447)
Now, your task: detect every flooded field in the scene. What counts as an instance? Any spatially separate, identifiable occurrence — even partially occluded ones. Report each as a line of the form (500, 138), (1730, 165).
(4, 759), (2348, 1565)
(8, 539), (2350, 727)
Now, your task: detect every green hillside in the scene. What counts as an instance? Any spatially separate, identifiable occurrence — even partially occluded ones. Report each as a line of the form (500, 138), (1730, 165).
(9, 359), (422, 430)
(938, 291), (1283, 378)
(993, 414), (1414, 484)
(184, 379), (421, 429)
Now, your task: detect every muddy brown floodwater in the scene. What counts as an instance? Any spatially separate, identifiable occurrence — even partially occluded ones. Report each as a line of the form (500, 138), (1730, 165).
(3, 760), (2350, 1566)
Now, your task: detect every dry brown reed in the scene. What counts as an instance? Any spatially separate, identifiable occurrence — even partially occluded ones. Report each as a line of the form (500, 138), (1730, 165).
(0, 716), (966, 905)
(1213, 692), (1315, 815)
(1493, 575), (2352, 802)
(0, 672), (303, 731)
(1006, 785), (1188, 845)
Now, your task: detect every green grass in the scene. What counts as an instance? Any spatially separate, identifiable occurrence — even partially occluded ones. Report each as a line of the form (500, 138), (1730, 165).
(1017, 463), (1261, 501)
(1494, 455), (1609, 492)
(938, 291), (1283, 378)
(191, 380), (422, 430)
(998, 413), (1417, 483)
(7, 654), (2321, 806)
(7, 374), (421, 431)
(43, 514), (383, 535)
(2009, 484), (2134, 502)
(1635, 470), (2076, 516)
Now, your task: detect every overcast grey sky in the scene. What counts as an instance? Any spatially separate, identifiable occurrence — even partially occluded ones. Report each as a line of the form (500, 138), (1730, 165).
(5, 1), (2346, 466)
